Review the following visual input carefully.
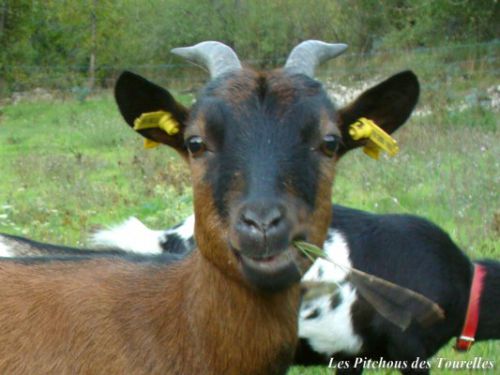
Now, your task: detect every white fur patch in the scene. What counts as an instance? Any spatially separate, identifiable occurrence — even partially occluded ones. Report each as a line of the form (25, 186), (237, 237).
(302, 229), (351, 283)
(299, 283), (363, 356)
(90, 217), (164, 254)
(162, 215), (195, 241)
(0, 236), (13, 257)
(299, 229), (363, 356)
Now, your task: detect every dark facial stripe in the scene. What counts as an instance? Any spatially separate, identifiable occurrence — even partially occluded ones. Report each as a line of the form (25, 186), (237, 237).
(193, 72), (334, 220)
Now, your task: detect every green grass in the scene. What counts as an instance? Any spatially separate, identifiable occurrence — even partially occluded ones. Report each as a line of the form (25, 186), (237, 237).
(0, 94), (193, 245)
(0, 92), (498, 373)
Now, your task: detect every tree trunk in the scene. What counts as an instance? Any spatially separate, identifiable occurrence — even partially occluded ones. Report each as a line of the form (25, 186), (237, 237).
(0, 0), (7, 38)
(88, 0), (97, 91)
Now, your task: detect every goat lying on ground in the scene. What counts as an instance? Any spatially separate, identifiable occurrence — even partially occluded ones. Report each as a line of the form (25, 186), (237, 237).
(0, 41), (420, 374)
(3, 204), (498, 374)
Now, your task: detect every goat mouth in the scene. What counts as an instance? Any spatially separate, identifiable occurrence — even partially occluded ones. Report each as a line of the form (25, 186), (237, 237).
(231, 235), (304, 269)
(239, 250), (296, 273)
(231, 236), (306, 291)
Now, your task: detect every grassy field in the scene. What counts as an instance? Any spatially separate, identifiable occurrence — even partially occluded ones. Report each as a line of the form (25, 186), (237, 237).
(0, 86), (498, 373)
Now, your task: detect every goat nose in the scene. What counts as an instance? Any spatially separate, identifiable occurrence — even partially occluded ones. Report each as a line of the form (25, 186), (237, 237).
(240, 206), (284, 233)
(236, 202), (290, 255)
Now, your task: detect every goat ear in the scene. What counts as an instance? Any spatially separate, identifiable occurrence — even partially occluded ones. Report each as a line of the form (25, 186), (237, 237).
(336, 70), (419, 157)
(114, 71), (189, 156)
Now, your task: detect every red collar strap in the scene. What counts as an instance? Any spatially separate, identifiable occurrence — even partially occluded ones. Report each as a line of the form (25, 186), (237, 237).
(455, 263), (487, 352)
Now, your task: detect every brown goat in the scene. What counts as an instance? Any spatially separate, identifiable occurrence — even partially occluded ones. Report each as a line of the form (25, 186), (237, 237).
(0, 41), (419, 374)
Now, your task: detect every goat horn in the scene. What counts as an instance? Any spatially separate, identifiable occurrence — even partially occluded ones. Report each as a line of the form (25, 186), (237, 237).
(284, 40), (348, 77)
(171, 41), (242, 79)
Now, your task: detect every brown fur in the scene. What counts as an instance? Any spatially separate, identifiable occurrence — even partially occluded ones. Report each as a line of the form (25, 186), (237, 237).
(212, 70), (316, 117)
(0, 254), (300, 374)
(218, 70), (259, 106)
(266, 70), (301, 108)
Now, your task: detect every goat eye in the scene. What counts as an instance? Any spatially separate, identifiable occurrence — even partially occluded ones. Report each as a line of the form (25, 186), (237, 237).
(186, 136), (206, 157)
(320, 134), (340, 157)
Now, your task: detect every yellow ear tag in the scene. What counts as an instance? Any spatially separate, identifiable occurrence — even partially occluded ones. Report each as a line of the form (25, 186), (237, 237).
(348, 117), (399, 160)
(133, 111), (180, 149)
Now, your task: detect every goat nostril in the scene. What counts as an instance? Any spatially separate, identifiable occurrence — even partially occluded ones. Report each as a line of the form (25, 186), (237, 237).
(239, 206), (285, 233)
(240, 211), (262, 231)
(269, 217), (282, 228)
(265, 208), (284, 229)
